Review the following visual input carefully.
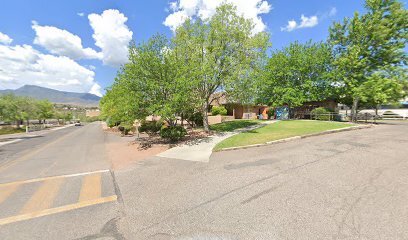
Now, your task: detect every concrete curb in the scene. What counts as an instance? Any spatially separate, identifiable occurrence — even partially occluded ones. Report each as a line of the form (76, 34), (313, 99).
(216, 124), (374, 152)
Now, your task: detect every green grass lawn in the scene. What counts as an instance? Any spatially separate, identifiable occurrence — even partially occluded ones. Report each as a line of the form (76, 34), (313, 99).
(210, 120), (261, 132)
(0, 127), (25, 135)
(214, 120), (354, 151)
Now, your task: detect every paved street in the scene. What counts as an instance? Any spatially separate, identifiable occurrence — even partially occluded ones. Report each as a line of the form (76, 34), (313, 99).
(0, 123), (121, 240)
(0, 121), (408, 239)
(117, 121), (408, 239)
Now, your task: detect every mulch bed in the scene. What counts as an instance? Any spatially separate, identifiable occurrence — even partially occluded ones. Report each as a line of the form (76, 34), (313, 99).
(106, 127), (211, 150)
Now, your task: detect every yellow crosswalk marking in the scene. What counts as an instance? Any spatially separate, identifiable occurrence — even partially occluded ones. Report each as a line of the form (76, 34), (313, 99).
(0, 195), (117, 226)
(20, 178), (64, 214)
(79, 173), (101, 202)
(0, 170), (109, 188)
(0, 183), (21, 205)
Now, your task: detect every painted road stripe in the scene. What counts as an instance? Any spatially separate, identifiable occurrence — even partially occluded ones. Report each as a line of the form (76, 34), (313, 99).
(0, 195), (117, 226)
(0, 183), (21, 205)
(0, 169), (109, 188)
(0, 139), (22, 147)
(21, 178), (64, 214)
(79, 173), (101, 202)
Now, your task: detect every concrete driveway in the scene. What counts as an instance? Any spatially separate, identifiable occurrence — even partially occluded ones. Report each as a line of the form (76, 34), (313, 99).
(116, 121), (408, 239)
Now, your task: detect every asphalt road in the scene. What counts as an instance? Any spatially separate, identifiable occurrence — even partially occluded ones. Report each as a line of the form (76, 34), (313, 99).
(1, 121), (408, 239)
(0, 123), (121, 240)
(116, 121), (408, 240)
(0, 123), (110, 182)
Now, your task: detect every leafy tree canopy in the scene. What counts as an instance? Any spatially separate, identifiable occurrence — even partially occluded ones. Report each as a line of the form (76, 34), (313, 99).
(259, 41), (334, 107)
(329, 0), (407, 120)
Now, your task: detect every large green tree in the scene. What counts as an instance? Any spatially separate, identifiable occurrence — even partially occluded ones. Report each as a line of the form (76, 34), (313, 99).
(329, 0), (407, 121)
(173, 4), (269, 131)
(259, 41), (334, 108)
(101, 34), (192, 127)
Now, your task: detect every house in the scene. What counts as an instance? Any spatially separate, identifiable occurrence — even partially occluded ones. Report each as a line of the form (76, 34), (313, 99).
(209, 93), (269, 120)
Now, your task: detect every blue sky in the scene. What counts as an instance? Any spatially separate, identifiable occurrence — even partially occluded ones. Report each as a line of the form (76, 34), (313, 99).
(0, 0), (368, 96)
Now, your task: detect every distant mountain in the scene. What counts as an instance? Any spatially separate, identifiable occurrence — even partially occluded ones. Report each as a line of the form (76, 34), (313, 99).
(0, 85), (101, 107)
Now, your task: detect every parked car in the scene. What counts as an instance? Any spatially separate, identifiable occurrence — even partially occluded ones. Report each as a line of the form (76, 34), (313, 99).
(74, 121), (81, 126)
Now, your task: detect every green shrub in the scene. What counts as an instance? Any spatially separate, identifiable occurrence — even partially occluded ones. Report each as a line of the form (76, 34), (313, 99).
(107, 119), (120, 128)
(186, 112), (203, 127)
(211, 106), (227, 116)
(119, 122), (135, 135)
(267, 109), (274, 119)
(160, 126), (187, 142)
(138, 120), (163, 135)
(310, 107), (332, 121)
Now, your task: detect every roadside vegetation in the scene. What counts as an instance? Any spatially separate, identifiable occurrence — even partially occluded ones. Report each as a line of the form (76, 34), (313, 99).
(0, 94), (76, 131)
(0, 127), (25, 135)
(214, 120), (353, 151)
(100, 0), (407, 143)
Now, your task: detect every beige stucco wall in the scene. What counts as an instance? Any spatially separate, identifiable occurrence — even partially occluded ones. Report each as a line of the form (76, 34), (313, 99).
(208, 115), (222, 125)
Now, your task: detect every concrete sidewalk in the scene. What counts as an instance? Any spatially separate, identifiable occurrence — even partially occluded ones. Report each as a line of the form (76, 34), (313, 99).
(157, 121), (276, 162)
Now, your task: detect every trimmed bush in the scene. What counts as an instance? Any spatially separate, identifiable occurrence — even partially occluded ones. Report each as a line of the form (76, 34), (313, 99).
(160, 126), (187, 142)
(211, 106), (227, 116)
(139, 120), (163, 135)
(310, 107), (332, 121)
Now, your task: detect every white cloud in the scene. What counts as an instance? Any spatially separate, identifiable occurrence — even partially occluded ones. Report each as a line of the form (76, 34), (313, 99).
(281, 14), (318, 32)
(0, 43), (99, 95)
(299, 15), (318, 28)
(163, 10), (189, 32)
(32, 23), (102, 60)
(0, 32), (13, 45)
(77, 12), (85, 17)
(164, 0), (272, 34)
(88, 9), (133, 67)
(89, 83), (102, 97)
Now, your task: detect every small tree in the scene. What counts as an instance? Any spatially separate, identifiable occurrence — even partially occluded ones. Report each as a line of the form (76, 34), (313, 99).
(36, 100), (54, 125)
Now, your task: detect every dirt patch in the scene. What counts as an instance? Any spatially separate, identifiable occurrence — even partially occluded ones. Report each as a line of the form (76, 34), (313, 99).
(106, 137), (169, 170)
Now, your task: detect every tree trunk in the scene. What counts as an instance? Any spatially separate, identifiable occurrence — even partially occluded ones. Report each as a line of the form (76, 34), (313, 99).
(16, 120), (20, 129)
(351, 97), (359, 123)
(202, 101), (210, 132)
